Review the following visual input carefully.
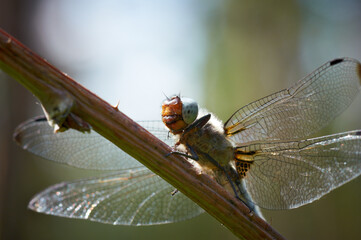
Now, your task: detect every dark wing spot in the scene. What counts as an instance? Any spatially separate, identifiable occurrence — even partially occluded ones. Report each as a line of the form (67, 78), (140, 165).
(330, 58), (344, 66)
(357, 62), (361, 84)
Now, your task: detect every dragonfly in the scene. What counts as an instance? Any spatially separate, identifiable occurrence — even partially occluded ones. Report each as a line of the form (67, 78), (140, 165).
(14, 57), (361, 226)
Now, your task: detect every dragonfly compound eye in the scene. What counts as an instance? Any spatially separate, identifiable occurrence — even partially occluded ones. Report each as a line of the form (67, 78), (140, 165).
(181, 98), (198, 124)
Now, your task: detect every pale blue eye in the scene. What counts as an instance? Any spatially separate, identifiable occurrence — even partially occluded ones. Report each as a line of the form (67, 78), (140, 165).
(181, 98), (198, 124)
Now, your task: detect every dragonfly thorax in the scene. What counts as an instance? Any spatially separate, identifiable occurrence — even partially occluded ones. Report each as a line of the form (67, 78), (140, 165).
(178, 112), (234, 169)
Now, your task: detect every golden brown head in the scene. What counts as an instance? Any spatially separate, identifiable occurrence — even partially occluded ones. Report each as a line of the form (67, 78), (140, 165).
(161, 96), (198, 134)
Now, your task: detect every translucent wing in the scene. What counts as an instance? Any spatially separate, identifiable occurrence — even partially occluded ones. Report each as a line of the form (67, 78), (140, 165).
(225, 58), (361, 144)
(16, 117), (203, 224)
(14, 116), (173, 170)
(236, 130), (361, 209)
(29, 168), (204, 225)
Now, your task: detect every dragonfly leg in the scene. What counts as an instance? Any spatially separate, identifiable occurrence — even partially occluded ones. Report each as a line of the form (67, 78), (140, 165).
(165, 143), (199, 161)
(166, 115), (211, 160)
(200, 152), (242, 200)
(234, 175), (265, 219)
(227, 167), (254, 212)
(182, 114), (211, 135)
(167, 145), (200, 197)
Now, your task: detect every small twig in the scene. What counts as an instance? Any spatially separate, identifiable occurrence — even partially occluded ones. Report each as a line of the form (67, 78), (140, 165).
(0, 28), (285, 240)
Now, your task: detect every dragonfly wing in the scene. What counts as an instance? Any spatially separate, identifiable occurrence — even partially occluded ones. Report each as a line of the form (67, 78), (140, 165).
(29, 167), (204, 225)
(14, 117), (173, 170)
(236, 130), (361, 209)
(225, 58), (361, 144)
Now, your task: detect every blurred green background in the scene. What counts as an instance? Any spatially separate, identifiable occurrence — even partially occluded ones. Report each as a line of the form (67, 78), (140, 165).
(1, 0), (361, 239)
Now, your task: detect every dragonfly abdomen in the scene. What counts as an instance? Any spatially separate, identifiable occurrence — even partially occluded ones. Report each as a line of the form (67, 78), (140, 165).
(234, 149), (256, 178)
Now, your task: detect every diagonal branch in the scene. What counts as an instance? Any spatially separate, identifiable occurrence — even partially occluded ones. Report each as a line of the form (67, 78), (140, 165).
(0, 28), (285, 240)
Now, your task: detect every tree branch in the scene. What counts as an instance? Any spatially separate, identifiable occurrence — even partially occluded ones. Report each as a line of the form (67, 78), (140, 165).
(0, 28), (285, 240)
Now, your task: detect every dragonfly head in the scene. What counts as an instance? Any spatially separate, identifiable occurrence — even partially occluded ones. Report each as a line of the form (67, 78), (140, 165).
(161, 96), (198, 134)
